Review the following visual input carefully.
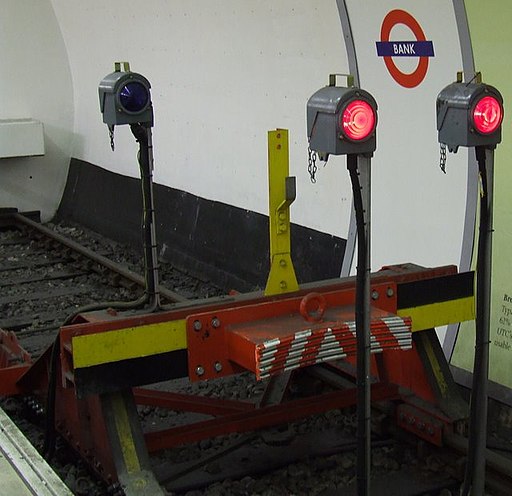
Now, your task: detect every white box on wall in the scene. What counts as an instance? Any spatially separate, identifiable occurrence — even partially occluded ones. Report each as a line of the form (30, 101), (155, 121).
(0, 119), (45, 158)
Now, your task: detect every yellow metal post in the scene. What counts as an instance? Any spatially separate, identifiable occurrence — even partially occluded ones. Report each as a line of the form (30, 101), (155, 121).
(101, 390), (165, 495)
(264, 129), (299, 296)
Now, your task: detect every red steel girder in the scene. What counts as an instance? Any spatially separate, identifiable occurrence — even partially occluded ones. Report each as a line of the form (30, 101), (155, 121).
(0, 365), (31, 395)
(60, 264), (456, 346)
(144, 382), (400, 452)
(57, 264), (460, 389)
(0, 329), (32, 395)
(0, 329), (31, 368)
(133, 388), (255, 416)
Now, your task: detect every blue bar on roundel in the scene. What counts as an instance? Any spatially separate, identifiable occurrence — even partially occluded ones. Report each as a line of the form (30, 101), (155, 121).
(376, 41), (435, 57)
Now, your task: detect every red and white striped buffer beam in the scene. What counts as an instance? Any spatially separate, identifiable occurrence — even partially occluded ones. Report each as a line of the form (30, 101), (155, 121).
(233, 306), (411, 380)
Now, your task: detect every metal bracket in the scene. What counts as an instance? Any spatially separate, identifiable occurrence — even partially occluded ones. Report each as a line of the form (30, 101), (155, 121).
(114, 61), (131, 73)
(101, 390), (164, 495)
(396, 403), (444, 446)
(264, 129), (299, 296)
(456, 70), (482, 84)
(329, 73), (355, 87)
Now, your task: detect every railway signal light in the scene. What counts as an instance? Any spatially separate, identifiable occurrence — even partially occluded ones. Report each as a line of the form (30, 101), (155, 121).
(307, 75), (378, 160)
(99, 62), (153, 129)
(436, 75), (503, 152)
(307, 75), (378, 495)
(98, 62), (160, 309)
(437, 74), (505, 496)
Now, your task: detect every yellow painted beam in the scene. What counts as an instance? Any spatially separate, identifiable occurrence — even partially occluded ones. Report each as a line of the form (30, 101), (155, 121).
(398, 296), (475, 332)
(419, 332), (449, 397)
(265, 129), (299, 296)
(111, 393), (141, 474)
(72, 320), (187, 369)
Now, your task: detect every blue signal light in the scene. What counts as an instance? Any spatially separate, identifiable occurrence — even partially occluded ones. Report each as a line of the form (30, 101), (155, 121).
(119, 81), (149, 113)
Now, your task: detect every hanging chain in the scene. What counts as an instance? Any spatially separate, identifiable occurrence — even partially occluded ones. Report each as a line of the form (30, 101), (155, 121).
(308, 142), (318, 183)
(109, 126), (115, 151)
(439, 142), (447, 174)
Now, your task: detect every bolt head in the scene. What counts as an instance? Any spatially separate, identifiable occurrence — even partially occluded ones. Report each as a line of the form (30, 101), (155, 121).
(196, 365), (205, 376)
(193, 320), (202, 331)
(386, 287), (394, 297)
(214, 361), (223, 372)
(211, 317), (221, 328)
(371, 290), (379, 300)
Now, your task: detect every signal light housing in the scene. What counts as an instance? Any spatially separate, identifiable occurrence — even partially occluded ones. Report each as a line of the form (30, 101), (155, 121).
(307, 84), (378, 158)
(99, 64), (153, 128)
(436, 81), (503, 152)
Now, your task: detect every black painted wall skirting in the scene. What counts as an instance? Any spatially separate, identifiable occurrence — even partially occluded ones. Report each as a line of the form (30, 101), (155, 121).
(56, 159), (346, 290)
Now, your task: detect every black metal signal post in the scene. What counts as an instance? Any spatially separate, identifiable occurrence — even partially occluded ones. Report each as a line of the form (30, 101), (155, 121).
(307, 76), (378, 496)
(347, 153), (372, 496)
(463, 145), (493, 496)
(436, 73), (504, 496)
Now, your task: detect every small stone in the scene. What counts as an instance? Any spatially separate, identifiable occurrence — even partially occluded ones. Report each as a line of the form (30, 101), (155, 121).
(341, 454), (354, 470)
(75, 476), (92, 496)
(205, 461), (222, 474)
(372, 451), (386, 468)
(287, 464), (304, 478)
(251, 478), (268, 494)
(63, 468), (76, 492)
(158, 408), (169, 418)
(384, 458), (400, 471)
(426, 455), (442, 472)
(315, 457), (338, 471)
(199, 438), (212, 450)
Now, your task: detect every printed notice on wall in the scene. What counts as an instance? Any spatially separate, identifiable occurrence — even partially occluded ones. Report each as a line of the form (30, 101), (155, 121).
(453, 290), (512, 391)
(495, 295), (512, 352)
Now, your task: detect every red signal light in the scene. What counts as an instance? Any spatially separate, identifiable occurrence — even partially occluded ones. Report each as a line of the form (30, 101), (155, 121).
(341, 100), (376, 141)
(472, 96), (503, 135)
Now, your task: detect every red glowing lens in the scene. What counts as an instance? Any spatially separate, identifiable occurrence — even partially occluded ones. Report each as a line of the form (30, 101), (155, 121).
(341, 100), (376, 141)
(472, 96), (503, 134)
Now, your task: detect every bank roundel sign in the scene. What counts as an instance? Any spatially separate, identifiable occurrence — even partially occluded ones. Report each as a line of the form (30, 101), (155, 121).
(376, 9), (435, 88)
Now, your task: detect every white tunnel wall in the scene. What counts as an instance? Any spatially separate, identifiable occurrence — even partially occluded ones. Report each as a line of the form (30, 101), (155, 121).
(0, 1), (74, 222)
(2, 1), (469, 278)
(49, 0), (354, 238)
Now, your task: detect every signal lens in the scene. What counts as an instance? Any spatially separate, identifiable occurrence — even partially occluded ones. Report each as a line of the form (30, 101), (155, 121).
(341, 100), (376, 141)
(119, 81), (149, 113)
(473, 96), (503, 135)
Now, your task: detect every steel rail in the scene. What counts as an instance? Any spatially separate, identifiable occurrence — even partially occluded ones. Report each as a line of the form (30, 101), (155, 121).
(11, 212), (187, 303)
(445, 432), (512, 496)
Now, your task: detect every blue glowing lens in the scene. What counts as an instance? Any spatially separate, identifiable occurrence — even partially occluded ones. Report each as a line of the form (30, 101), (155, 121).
(119, 81), (149, 112)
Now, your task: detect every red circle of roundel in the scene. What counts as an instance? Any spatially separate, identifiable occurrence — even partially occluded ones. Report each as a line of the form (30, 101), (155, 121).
(380, 9), (429, 89)
(341, 100), (376, 141)
(472, 96), (503, 135)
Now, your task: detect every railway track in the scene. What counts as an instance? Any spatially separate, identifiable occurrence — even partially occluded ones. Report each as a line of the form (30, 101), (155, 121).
(1, 210), (512, 495)
(0, 210), (215, 357)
